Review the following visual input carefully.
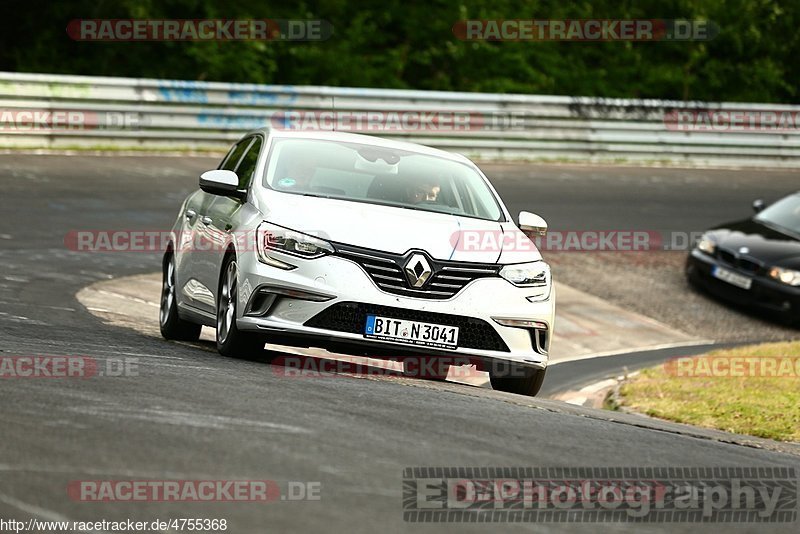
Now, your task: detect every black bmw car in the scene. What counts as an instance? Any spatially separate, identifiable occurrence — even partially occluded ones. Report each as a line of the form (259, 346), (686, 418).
(686, 192), (800, 322)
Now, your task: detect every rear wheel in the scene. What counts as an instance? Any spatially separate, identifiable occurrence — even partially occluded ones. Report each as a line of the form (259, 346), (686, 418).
(489, 366), (546, 396)
(216, 255), (266, 358)
(159, 251), (202, 341)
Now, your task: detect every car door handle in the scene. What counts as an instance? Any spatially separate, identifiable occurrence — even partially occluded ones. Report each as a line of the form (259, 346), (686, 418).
(185, 209), (197, 220)
(200, 216), (213, 225)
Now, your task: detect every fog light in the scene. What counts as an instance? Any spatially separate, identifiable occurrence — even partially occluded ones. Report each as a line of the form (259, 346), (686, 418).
(244, 285), (334, 316)
(492, 318), (548, 329)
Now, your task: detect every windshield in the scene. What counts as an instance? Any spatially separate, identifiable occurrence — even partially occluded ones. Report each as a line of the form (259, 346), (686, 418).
(263, 138), (504, 221)
(755, 193), (800, 234)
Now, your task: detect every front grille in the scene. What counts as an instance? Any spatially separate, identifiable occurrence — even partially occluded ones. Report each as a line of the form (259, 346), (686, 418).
(335, 244), (499, 300)
(718, 249), (736, 265)
(305, 302), (510, 352)
(716, 248), (763, 274)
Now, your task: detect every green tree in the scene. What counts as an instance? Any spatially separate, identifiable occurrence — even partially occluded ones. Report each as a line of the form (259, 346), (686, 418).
(1, 0), (796, 103)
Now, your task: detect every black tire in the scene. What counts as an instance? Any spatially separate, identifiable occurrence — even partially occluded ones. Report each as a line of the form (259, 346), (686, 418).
(159, 251), (202, 341)
(684, 259), (703, 291)
(216, 254), (266, 358)
(489, 366), (546, 396)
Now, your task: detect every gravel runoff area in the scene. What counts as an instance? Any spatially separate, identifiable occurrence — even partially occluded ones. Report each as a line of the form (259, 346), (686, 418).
(548, 250), (798, 343)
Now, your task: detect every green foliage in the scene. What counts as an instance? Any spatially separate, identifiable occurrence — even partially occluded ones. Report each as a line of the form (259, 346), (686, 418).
(1, 0), (796, 102)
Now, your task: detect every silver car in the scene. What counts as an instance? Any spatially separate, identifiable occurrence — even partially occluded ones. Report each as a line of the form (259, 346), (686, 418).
(160, 129), (555, 395)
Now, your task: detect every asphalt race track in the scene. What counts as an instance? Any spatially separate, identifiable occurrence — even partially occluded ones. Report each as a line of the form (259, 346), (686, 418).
(1, 154), (798, 533)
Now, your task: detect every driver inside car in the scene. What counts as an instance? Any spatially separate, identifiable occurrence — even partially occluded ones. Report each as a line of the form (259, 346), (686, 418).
(408, 181), (441, 204)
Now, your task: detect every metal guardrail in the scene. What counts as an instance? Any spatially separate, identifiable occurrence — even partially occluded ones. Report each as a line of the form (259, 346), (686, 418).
(1, 71), (799, 167)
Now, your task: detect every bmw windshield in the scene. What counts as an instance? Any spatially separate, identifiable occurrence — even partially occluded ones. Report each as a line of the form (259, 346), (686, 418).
(263, 137), (504, 221)
(754, 193), (800, 235)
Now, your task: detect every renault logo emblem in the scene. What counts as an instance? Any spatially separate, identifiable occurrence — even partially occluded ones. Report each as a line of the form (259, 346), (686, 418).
(404, 253), (432, 288)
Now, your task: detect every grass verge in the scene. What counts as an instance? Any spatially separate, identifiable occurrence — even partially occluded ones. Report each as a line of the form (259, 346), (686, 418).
(617, 341), (800, 442)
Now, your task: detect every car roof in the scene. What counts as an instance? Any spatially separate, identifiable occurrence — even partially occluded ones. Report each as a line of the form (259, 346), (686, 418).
(242, 127), (474, 166)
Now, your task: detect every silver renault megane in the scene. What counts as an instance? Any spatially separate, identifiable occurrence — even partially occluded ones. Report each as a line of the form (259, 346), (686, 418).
(160, 128), (555, 395)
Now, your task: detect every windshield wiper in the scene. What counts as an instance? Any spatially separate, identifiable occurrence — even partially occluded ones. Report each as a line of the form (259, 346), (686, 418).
(299, 192), (334, 200)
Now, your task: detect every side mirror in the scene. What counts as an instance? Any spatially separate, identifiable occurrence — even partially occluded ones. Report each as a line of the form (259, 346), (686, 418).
(199, 170), (243, 198)
(752, 199), (765, 213)
(518, 211), (548, 236)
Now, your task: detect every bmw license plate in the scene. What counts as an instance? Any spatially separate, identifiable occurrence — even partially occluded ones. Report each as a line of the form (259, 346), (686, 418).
(711, 265), (752, 290)
(364, 315), (459, 349)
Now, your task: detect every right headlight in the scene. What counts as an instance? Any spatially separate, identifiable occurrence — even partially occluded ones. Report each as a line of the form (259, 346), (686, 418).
(696, 236), (717, 255)
(256, 222), (333, 269)
(499, 261), (550, 287)
(768, 266), (800, 287)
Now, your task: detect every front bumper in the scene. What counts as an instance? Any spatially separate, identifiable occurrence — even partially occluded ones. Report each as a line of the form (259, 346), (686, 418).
(686, 249), (800, 316)
(236, 251), (555, 369)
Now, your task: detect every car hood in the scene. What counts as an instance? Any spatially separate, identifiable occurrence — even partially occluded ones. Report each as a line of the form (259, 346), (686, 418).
(707, 218), (800, 268)
(261, 192), (541, 263)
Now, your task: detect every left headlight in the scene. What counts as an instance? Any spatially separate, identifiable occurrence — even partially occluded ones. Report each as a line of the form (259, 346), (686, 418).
(768, 266), (800, 287)
(696, 236), (716, 255)
(256, 222), (333, 267)
(499, 261), (550, 287)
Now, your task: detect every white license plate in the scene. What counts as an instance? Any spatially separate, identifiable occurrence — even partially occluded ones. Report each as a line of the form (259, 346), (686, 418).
(364, 315), (459, 349)
(712, 265), (752, 290)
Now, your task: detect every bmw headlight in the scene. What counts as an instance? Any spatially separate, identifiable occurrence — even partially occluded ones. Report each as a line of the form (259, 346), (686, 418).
(256, 222), (333, 268)
(768, 266), (800, 287)
(696, 236), (717, 255)
(499, 261), (550, 287)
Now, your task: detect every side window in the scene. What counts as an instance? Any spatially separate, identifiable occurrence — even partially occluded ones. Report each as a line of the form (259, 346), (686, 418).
(219, 138), (252, 171)
(233, 137), (263, 191)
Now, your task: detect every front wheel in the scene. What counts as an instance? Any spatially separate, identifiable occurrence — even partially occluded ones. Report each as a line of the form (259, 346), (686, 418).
(489, 366), (546, 396)
(159, 251), (202, 341)
(216, 255), (266, 358)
